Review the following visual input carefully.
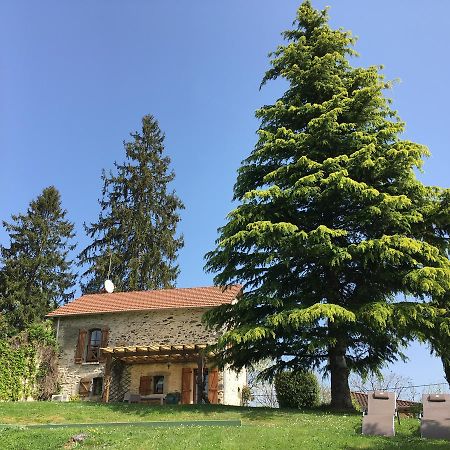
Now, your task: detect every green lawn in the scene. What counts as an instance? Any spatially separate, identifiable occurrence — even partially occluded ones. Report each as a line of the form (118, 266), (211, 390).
(0, 402), (448, 450)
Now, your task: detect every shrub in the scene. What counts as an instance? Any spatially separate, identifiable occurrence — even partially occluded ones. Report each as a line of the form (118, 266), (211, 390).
(274, 371), (320, 409)
(241, 385), (253, 406)
(351, 396), (363, 412)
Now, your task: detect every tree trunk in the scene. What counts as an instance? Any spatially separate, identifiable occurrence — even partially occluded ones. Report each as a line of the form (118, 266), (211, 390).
(442, 358), (450, 387)
(329, 340), (353, 410)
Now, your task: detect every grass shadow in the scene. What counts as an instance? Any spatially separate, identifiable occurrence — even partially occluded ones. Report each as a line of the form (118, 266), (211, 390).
(76, 402), (315, 423)
(79, 401), (364, 422)
(78, 402), (246, 419)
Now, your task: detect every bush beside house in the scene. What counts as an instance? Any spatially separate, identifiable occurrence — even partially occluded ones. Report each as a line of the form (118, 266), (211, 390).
(274, 371), (320, 409)
(0, 321), (58, 401)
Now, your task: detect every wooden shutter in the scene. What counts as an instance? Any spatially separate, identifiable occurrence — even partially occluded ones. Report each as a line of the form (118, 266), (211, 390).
(98, 327), (110, 363)
(74, 329), (87, 364)
(181, 368), (192, 404)
(208, 369), (219, 404)
(79, 378), (91, 397)
(139, 376), (152, 395)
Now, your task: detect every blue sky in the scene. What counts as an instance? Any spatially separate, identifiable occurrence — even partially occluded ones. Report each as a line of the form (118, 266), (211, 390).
(1, 0), (449, 389)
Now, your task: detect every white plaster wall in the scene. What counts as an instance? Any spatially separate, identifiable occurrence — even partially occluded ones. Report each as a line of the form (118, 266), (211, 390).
(222, 366), (247, 406)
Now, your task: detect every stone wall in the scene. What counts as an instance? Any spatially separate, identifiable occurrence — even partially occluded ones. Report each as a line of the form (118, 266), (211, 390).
(55, 307), (245, 404)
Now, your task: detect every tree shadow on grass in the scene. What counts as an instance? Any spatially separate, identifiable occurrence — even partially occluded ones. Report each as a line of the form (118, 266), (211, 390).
(240, 405), (312, 421)
(78, 402), (248, 419)
(78, 402), (362, 423)
(238, 405), (361, 421)
(76, 402), (316, 423)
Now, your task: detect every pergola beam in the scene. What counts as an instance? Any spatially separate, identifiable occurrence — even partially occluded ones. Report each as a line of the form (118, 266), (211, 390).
(102, 344), (208, 353)
(100, 343), (213, 363)
(120, 356), (201, 364)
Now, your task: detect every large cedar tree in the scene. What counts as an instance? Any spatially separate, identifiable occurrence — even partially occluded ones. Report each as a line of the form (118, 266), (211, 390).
(205, 2), (450, 409)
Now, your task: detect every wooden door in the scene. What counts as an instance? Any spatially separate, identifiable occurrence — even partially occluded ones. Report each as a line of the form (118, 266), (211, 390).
(181, 368), (192, 404)
(208, 369), (219, 404)
(139, 376), (152, 395)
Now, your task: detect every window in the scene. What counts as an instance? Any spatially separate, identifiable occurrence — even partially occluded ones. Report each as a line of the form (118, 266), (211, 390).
(154, 376), (164, 394)
(74, 328), (109, 365)
(86, 329), (102, 362)
(92, 377), (103, 396)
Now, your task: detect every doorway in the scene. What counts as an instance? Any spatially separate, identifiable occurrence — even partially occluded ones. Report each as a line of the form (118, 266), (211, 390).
(193, 368), (209, 404)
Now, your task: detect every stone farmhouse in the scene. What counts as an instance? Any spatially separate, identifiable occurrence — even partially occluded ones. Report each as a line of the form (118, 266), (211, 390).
(47, 285), (246, 405)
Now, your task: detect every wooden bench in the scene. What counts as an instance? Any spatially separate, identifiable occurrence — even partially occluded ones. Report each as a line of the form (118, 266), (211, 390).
(141, 394), (166, 405)
(124, 392), (166, 405)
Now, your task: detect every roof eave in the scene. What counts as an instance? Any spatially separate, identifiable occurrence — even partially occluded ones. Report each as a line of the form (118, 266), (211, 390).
(46, 304), (223, 318)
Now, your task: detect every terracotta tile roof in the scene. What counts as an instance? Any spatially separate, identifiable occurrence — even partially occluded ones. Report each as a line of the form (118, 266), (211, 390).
(47, 285), (242, 317)
(351, 391), (419, 410)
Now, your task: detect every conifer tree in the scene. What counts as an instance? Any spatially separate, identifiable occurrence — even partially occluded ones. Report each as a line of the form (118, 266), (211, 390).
(79, 114), (184, 293)
(430, 332), (450, 386)
(426, 191), (450, 385)
(205, 2), (450, 409)
(0, 186), (76, 333)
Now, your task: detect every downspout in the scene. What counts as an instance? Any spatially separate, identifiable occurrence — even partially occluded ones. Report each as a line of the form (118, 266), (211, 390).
(55, 317), (60, 342)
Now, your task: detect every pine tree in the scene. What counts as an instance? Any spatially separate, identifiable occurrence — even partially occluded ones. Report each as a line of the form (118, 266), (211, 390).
(205, 2), (450, 409)
(0, 186), (76, 333)
(79, 114), (184, 293)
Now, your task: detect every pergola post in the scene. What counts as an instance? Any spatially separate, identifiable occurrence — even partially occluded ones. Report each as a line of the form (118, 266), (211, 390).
(197, 355), (204, 404)
(102, 353), (112, 403)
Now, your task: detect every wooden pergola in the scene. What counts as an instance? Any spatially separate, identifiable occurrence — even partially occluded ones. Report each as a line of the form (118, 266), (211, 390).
(100, 343), (213, 403)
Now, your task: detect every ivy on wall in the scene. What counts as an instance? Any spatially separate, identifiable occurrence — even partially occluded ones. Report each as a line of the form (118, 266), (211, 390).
(0, 321), (58, 401)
